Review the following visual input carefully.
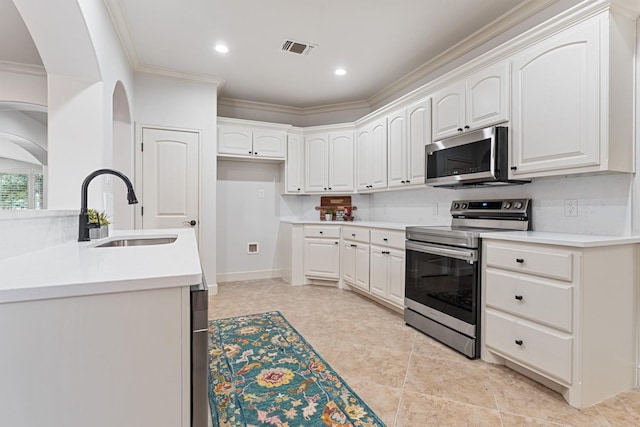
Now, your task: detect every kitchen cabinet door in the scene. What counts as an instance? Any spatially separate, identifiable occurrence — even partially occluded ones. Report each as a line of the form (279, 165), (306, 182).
(286, 133), (304, 193)
(253, 130), (285, 158)
(355, 244), (370, 291)
(369, 247), (387, 298)
(387, 109), (407, 188)
(341, 241), (356, 284)
(218, 125), (253, 155)
(387, 248), (405, 307)
(406, 97), (430, 185)
(510, 17), (600, 176)
(432, 80), (466, 140)
(370, 119), (387, 189)
(304, 134), (328, 192)
(328, 131), (354, 192)
(356, 127), (371, 191)
(466, 62), (509, 131)
(304, 238), (340, 279)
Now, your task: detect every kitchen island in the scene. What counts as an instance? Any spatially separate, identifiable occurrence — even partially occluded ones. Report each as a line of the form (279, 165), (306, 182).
(0, 229), (202, 427)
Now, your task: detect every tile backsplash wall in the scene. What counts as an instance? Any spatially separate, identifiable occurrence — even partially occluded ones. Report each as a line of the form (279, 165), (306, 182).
(0, 211), (77, 260)
(280, 173), (633, 235)
(369, 173), (633, 235)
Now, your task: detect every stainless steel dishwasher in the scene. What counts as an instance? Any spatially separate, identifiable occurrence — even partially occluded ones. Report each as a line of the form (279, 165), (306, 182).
(191, 277), (208, 427)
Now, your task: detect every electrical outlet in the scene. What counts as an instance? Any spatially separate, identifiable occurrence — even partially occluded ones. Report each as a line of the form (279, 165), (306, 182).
(258, 189), (265, 198)
(564, 199), (578, 217)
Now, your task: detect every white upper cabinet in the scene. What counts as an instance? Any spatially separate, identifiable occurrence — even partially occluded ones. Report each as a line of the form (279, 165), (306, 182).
(305, 129), (354, 193)
(218, 119), (287, 159)
(388, 97), (431, 188)
(285, 132), (304, 193)
(432, 62), (509, 140)
(510, 11), (635, 178)
(328, 131), (355, 192)
(356, 118), (387, 191)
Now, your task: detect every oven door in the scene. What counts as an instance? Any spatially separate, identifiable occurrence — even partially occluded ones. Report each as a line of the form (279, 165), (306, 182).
(405, 240), (479, 330)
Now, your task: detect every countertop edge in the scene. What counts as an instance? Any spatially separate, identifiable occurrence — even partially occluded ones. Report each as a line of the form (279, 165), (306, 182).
(479, 231), (640, 247)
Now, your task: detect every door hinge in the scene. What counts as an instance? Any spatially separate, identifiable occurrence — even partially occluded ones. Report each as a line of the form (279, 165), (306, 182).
(141, 206), (144, 216)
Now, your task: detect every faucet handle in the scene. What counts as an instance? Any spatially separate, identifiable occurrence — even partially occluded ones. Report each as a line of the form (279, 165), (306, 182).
(87, 220), (101, 229)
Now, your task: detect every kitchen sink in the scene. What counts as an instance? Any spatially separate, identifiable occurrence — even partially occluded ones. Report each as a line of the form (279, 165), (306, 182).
(93, 236), (177, 248)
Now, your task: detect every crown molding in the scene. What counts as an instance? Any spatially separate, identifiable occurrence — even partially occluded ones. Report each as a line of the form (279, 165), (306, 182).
(218, 97), (370, 116)
(0, 60), (46, 77)
(137, 65), (225, 86)
(366, 0), (559, 107)
(103, 0), (143, 69)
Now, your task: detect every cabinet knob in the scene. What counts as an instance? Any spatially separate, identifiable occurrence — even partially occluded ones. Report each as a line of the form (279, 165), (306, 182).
(401, 180), (405, 184)
(382, 250), (390, 255)
(510, 166), (518, 171)
(383, 238), (388, 241)
(297, 188), (301, 191)
(515, 339), (523, 346)
(406, 180), (410, 183)
(328, 187), (332, 190)
(516, 258), (524, 263)
(457, 128), (463, 132)
(249, 151), (252, 154)
(319, 231), (323, 234)
(254, 152), (258, 155)
(515, 295), (523, 301)
(324, 187), (327, 190)
(464, 125), (470, 130)
(350, 244), (357, 247)
(351, 233), (356, 237)
(334, 241), (339, 245)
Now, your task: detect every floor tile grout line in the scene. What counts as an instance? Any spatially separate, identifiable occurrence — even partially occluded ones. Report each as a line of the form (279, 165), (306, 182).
(393, 329), (417, 426)
(593, 403), (613, 427)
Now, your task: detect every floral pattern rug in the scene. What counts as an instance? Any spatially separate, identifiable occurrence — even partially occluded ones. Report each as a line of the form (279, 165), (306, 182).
(208, 311), (385, 427)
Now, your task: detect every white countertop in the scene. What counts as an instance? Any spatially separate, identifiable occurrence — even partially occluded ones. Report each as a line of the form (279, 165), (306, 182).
(280, 218), (435, 231)
(0, 228), (202, 304)
(480, 231), (640, 247)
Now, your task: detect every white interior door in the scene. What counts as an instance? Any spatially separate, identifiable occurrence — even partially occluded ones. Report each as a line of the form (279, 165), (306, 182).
(141, 127), (199, 234)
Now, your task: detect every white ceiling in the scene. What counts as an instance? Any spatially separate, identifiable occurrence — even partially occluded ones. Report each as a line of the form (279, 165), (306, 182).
(106, 0), (539, 109)
(1, 0), (556, 110)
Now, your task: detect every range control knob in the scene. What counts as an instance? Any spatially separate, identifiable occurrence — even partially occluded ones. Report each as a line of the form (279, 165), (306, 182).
(461, 203), (468, 209)
(453, 203), (460, 210)
(503, 202), (512, 209)
(513, 201), (524, 209)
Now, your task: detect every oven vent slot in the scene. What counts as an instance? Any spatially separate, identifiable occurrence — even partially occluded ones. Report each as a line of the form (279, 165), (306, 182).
(281, 39), (317, 55)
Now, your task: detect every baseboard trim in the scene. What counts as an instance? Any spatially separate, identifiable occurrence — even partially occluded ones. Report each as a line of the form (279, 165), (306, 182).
(216, 269), (282, 283)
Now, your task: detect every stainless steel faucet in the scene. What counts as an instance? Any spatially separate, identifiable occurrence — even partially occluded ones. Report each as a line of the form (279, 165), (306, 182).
(78, 169), (138, 241)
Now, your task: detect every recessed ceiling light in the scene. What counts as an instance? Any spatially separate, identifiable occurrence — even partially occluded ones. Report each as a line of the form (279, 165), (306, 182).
(215, 44), (229, 53)
(334, 68), (346, 76)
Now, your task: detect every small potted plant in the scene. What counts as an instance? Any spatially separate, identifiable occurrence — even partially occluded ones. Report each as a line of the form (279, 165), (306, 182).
(88, 208), (110, 239)
(325, 208), (333, 221)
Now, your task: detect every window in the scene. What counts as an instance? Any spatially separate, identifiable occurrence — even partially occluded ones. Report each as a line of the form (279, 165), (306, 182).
(0, 168), (45, 210)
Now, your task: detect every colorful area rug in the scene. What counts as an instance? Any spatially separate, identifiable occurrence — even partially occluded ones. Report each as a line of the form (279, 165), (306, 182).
(208, 311), (385, 426)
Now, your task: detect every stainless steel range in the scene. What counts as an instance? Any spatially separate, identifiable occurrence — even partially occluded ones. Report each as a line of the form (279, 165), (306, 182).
(404, 199), (531, 358)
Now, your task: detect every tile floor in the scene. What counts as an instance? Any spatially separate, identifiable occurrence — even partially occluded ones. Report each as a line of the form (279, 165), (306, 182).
(208, 278), (640, 426)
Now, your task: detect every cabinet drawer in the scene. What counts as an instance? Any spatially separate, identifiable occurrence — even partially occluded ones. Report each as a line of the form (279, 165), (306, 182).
(485, 241), (575, 282)
(342, 226), (370, 243)
(370, 229), (405, 249)
(304, 225), (340, 238)
(485, 310), (572, 385)
(486, 269), (573, 332)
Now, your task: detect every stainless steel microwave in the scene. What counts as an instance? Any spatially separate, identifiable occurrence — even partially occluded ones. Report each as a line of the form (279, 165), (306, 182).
(424, 126), (529, 188)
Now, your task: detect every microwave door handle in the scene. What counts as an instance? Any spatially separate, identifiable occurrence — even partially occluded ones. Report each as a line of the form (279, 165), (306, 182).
(406, 241), (477, 263)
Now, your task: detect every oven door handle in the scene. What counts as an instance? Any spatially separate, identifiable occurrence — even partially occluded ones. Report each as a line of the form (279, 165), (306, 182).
(406, 241), (477, 263)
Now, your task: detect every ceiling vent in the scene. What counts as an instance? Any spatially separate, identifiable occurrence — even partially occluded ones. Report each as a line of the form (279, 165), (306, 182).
(281, 39), (317, 56)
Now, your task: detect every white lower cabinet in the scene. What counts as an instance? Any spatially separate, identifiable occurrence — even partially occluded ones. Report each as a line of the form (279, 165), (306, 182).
(482, 238), (637, 409)
(341, 226), (371, 291)
(367, 228), (406, 309)
(303, 226), (340, 280)
(370, 246), (405, 308)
